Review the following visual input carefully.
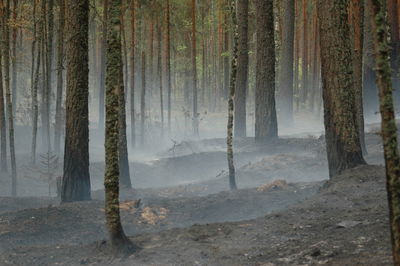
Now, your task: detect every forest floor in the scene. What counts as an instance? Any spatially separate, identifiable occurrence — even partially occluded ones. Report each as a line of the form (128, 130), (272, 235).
(0, 126), (393, 265)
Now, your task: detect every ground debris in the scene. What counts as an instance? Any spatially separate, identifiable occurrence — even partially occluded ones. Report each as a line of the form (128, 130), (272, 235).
(257, 180), (288, 192)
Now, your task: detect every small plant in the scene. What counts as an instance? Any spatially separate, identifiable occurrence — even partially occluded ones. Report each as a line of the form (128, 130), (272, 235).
(38, 151), (60, 197)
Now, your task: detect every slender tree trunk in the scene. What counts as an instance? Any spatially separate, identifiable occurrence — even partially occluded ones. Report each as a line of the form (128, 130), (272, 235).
(121, 7), (128, 95)
(54, 0), (65, 154)
(0, 1), (7, 172)
(227, 0), (238, 191)
(279, 0), (295, 127)
(191, 0), (199, 137)
(61, 0), (91, 202)
(99, 0), (108, 130)
(255, 0), (278, 143)
(11, 0), (17, 117)
(369, 0), (400, 263)
(234, 0), (249, 137)
(317, 0), (366, 178)
(3, 0), (17, 196)
(301, 0), (309, 108)
(104, 0), (135, 255)
(165, 0), (171, 135)
(118, 0), (131, 190)
(140, 51), (146, 146)
(130, 0), (136, 148)
(158, 23), (164, 135)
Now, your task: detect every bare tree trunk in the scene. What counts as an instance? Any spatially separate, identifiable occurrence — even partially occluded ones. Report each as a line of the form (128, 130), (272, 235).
(317, 0), (366, 178)
(54, 0), (65, 154)
(62, 0), (91, 202)
(369, 0), (400, 263)
(0, 2), (7, 172)
(157, 22), (164, 135)
(99, 0), (108, 130)
(234, 0), (249, 137)
(255, 0), (278, 143)
(227, 0), (238, 191)
(130, 0), (136, 148)
(11, 0), (17, 117)
(140, 51), (146, 147)
(165, 0), (171, 135)
(191, 0), (199, 137)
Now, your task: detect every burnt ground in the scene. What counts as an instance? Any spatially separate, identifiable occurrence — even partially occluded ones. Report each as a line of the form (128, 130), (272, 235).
(0, 131), (394, 265)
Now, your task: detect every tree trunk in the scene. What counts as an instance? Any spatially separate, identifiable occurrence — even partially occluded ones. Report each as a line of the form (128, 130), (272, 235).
(165, 0), (172, 135)
(54, 0), (65, 154)
(0, 2), (7, 172)
(61, 0), (91, 202)
(317, 0), (366, 178)
(191, 0), (199, 137)
(255, 0), (278, 143)
(99, 0), (108, 130)
(369, 0), (400, 263)
(279, 0), (295, 127)
(11, 0), (17, 117)
(104, 0), (135, 255)
(130, 0), (136, 148)
(234, 0), (249, 137)
(301, 0), (309, 108)
(227, 0), (238, 191)
(3, 0), (17, 196)
(158, 22), (164, 135)
(140, 51), (146, 146)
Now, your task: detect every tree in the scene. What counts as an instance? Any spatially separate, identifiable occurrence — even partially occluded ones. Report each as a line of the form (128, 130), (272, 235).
(255, 0), (278, 143)
(61, 0), (91, 202)
(99, 0), (108, 131)
(234, 0), (249, 137)
(369, 0), (400, 263)
(104, 0), (135, 255)
(279, 0), (295, 127)
(0, 0), (7, 173)
(130, 0), (136, 148)
(227, 0), (238, 190)
(191, 0), (199, 136)
(140, 51), (146, 146)
(165, 0), (171, 135)
(54, 0), (65, 154)
(317, 0), (365, 178)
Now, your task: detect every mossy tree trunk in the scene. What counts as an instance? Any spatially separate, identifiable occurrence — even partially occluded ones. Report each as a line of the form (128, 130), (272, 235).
(317, 0), (366, 178)
(234, 0), (249, 138)
(104, 0), (134, 255)
(61, 0), (91, 202)
(369, 0), (400, 263)
(255, 0), (278, 143)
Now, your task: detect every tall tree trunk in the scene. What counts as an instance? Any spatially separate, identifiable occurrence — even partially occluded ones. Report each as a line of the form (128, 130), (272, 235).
(61, 0), (91, 202)
(234, 0), (249, 137)
(140, 51), (146, 146)
(118, 0), (131, 190)
(301, 0), (309, 108)
(349, 0), (367, 154)
(11, 0), (17, 116)
(191, 0), (199, 137)
(317, 0), (366, 178)
(165, 0), (171, 135)
(104, 0), (135, 255)
(158, 22), (164, 135)
(99, 0), (108, 130)
(130, 0), (135, 148)
(54, 0), (65, 154)
(3, 0), (17, 196)
(279, 0), (295, 127)
(0, 1), (7, 172)
(227, 0), (238, 190)
(369, 0), (400, 263)
(255, 0), (278, 143)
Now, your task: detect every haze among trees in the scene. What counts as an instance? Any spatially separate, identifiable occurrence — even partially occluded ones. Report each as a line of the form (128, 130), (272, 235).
(0, 0), (400, 264)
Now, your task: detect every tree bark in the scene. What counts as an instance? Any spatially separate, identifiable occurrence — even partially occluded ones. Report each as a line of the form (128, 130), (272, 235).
(99, 0), (108, 130)
(317, 0), (366, 178)
(140, 51), (146, 147)
(191, 0), (199, 137)
(165, 0), (172, 135)
(54, 0), (65, 154)
(61, 0), (91, 202)
(369, 0), (400, 263)
(11, 0), (17, 117)
(279, 0), (295, 127)
(234, 0), (249, 137)
(130, 0), (136, 148)
(0, 1), (7, 172)
(255, 0), (278, 143)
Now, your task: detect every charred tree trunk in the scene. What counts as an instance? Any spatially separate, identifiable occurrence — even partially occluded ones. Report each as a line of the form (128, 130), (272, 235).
(255, 0), (278, 143)
(130, 0), (136, 148)
(0, 2), (7, 172)
(317, 0), (366, 178)
(279, 0), (295, 127)
(61, 0), (91, 202)
(227, 0), (238, 191)
(11, 0), (17, 117)
(54, 0), (65, 154)
(369, 0), (400, 263)
(234, 0), (249, 137)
